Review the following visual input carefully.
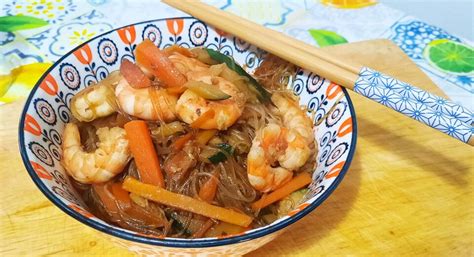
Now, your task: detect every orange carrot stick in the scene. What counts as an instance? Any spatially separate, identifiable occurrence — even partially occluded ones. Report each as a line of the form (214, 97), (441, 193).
(135, 39), (187, 88)
(190, 109), (215, 129)
(124, 120), (165, 187)
(251, 172), (312, 210)
(172, 132), (194, 151)
(195, 129), (217, 145)
(122, 177), (253, 227)
(198, 173), (219, 203)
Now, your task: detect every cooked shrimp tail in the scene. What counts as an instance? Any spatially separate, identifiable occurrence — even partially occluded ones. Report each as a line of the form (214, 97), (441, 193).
(70, 71), (121, 122)
(247, 92), (314, 192)
(115, 78), (178, 121)
(62, 123), (130, 183)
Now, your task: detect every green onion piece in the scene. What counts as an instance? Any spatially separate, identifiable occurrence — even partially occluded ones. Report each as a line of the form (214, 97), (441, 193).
(208, 143), (234, 164)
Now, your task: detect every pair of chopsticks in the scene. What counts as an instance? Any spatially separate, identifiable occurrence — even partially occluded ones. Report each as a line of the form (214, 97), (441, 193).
(163, 0), (473, 146)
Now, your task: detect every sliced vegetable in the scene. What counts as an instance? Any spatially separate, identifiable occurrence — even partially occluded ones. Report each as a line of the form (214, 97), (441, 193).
(190, 109), (215, 128)
(277, 188), (308, 217)
(152, 121), (184, 137)
(205, 48), (270, 103)
(209, 63), (225, 76)
(192, 219), (216, 238)
(190, 48), (218, 65)
(185, 81), (231, 100)
(195, 129), (218, 145)
(262, 213), (278, 224)
(129, 193), (148, 208)
(216, 64), (260, 103)
(122, 177), (253, 227)
(94, 182), (166, 229)
(135, 39), (187, 88)
(163, 45), (196, 58)
(120, 59), (151, 88)
(111, 183), (132, 209)
(172, 132), (194, 151)
(208, 136), (224, 146)
(92, 183), (119, 214)
(251, 172), (312, 210)
(205, 221), (248, 237)
(124, 120), (165, 187)
(164, 150), (196, 181)
(167, 211), (192, 237)
(198, 173), (219, 203)
(208, 143), (234, 164)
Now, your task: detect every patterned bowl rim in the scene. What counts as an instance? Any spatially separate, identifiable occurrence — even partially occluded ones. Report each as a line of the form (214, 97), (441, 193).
(18, 17), (358, 248)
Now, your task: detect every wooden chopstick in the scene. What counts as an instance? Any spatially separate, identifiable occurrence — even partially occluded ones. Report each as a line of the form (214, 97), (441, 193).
(163, 0), (474, 146)
(178, 1), (362, 75)
(162, 0), (360, 89)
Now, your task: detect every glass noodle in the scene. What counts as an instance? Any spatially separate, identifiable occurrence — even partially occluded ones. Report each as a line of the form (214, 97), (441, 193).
(69, 48), (317, 238)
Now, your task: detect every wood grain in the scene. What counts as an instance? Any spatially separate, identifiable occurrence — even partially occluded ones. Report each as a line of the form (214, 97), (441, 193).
(1, 39), (473, 256)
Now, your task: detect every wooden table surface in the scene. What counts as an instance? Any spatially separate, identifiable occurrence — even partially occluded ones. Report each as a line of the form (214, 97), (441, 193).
(0, 39), (473, 256)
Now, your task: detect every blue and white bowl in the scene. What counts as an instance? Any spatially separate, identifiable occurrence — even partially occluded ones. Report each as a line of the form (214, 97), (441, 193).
(19, 17), (357, 256)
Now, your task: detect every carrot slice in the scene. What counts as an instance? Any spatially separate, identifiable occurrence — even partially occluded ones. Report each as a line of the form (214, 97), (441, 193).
(190, 109), (215, 129)
(195, 129), (217, 145)
(124, 120), (165, 187)
(120, 59), (151, 88)
(111, 183), (132, 209)
(163, 45), (196, 58)
(198, 173), (219, 203)
(135, 39), (187, 88)
(251, 172), (312, 210)
(122, 177), (253, 227)
(93, 183), (118, 213)
(172, 132), (194, 151)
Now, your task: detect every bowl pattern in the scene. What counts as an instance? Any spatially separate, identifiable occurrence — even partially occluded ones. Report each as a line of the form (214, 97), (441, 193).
(19, 17), (357, 256)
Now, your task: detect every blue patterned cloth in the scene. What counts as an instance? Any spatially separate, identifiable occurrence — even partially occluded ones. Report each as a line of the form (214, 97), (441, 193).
(1, 0), (472, 109)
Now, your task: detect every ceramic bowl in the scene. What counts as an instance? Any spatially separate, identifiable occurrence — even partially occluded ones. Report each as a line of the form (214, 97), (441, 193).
(19, 17), (357, 256)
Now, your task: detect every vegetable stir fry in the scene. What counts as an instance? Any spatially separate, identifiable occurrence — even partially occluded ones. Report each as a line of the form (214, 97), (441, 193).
(62, 40), (317, 238)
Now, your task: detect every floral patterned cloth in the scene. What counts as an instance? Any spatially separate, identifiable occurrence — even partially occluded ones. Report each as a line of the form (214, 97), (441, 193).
(1, 0), (472, 109)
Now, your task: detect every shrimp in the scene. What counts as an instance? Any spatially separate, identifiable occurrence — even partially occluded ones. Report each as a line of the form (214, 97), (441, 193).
(70, 71), (121, 122)
(175, 70), (246, 130)
(115, 78), (178, 121)
(271, 93), (313, 144)
(247, 93), (314, 192)
(62, 123), (130, 184)
(168, 52), (209, 75)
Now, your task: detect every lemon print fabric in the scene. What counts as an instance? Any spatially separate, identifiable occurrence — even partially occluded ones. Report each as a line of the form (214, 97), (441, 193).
(0, 63), (51, 103)
(423, 39), (474, 75)
(320, 0), (377, 9)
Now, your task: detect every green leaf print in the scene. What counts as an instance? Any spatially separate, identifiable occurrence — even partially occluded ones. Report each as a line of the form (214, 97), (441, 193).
(0, 15), (48, 32)
(308, 29), (348, 47)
